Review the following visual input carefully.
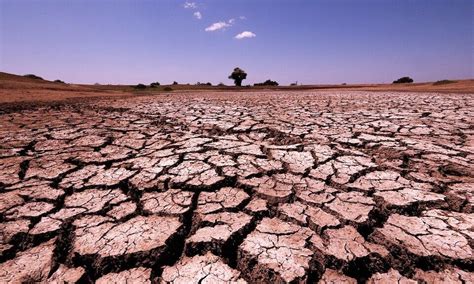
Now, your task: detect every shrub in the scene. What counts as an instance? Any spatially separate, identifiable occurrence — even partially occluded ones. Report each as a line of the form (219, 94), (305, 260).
(23, 74), (44, 80)
(218, 82), (226, 86)
(163, 86), (173, 91)
(290, 83), (297, 86)
(433, 80), (457, 85)
(254, 79), (279, 86)
(134, 84), (147, 89)
(173, 81), (178, 85)
(54, 80), (65, 84)
(195, 82), (212, 86)
(150, 82), (160, 88)
(393, 76), (414, 84)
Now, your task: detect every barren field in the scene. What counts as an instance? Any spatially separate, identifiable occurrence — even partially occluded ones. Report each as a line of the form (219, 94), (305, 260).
(0, 91), (473, 283)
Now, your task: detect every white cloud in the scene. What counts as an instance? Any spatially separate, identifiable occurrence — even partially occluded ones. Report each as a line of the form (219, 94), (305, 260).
(193, 11), (202, 19)
(205, 21), (231, 32)
(183, 2), (197, 9)
(239, 16), (246, 20)
(235, 31), (256, 39)
(204, 19), (236, 32)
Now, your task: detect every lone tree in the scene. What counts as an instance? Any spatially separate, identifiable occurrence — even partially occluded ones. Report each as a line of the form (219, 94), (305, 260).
(228, 67), (247, 86)
(393, 76), (414, 84)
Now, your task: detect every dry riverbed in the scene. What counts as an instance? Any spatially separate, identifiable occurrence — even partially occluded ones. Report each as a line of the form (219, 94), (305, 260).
(0, 91), (473, 283)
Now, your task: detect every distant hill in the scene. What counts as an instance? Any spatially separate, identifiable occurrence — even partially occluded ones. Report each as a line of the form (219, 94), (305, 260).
(0, 72), (88, 91)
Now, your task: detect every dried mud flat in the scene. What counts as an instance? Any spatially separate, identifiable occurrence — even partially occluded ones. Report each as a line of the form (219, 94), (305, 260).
(0, 91), (473, 283)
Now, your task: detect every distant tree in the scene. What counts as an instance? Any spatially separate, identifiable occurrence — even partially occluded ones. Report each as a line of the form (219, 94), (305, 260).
(266, 79), (278, 86)
(228, 67), (247, 86)
(150, 82), (160, 88)
(254, 79), (279, 86)
(54, 79), (65, 84)
(290, 83), (297, 86)
(218, 82), (226, 86)
(23, 74), (43, 80)
(134, 83), (147, 89)
(195, 82), (212, 86)
(393, 76), (414, 84)
(173, 81), (178, 85)
(433, 79), (456, 85)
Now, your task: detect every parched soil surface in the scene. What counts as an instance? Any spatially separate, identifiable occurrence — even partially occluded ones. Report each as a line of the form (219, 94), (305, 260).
(0, 91), (473, 283)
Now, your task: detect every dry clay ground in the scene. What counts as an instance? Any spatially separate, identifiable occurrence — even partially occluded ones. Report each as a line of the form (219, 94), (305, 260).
(0, 91), (473, 283)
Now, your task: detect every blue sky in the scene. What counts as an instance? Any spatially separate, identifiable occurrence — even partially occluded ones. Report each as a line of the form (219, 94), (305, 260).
(0, 0), (472, 85)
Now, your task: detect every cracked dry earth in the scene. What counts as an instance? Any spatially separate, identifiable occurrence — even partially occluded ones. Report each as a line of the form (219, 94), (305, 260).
(0, 91), (473, 283)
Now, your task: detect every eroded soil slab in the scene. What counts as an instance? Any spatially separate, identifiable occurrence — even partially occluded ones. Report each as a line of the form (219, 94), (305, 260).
(72, 215), (182, 259)
(1, 91), (473, 282)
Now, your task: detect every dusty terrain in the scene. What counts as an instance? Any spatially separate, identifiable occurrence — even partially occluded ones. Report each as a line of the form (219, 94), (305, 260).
(1, 72), (473, 104)
(0, 88), (473, 283)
